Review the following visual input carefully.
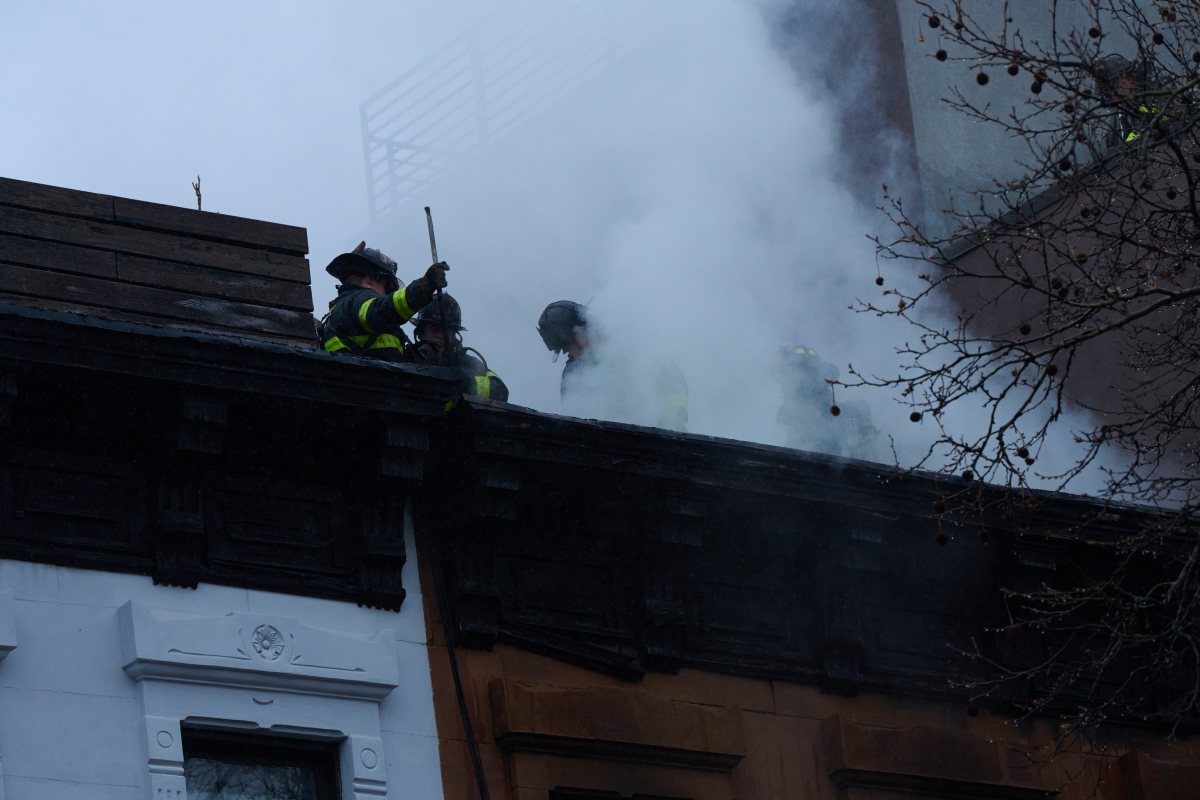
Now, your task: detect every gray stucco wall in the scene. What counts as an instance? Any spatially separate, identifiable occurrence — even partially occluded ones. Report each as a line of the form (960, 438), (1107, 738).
(894, 0), (1139, 238)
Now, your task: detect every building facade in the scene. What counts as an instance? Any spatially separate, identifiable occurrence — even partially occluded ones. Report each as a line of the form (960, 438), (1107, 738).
(0, 176), (450, 799)
(0, 174), (1196, 800)
(421, 399), (1200, 800)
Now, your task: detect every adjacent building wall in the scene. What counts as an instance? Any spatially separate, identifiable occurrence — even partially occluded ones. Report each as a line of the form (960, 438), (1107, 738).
(0, 513), (443, 800)
(420, 398), (1200, 800)
(424, 638), (1200, 800)
(894, 0), (1147, 239)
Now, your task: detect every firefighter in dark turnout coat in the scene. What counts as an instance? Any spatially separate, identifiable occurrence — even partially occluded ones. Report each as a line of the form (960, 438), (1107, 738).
(319, 241), (448, 361)
(777, 344), (877, 459)
(537, 300), (687, 430)
(407, 293), (509, 402)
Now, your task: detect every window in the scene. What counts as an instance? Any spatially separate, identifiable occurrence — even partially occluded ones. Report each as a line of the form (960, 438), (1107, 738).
(120, 601), (405, 799)
(183, 729), (340, 800)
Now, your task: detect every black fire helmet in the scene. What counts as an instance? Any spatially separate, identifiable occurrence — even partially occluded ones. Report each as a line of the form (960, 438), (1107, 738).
(414, 292), (465, 333)
(325, 241), (402, 293)
(537, 300), (587, 353)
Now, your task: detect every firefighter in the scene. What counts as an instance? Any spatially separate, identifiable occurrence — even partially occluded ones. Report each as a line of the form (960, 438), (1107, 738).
(408, 293), (509, 402)
(536, 300), (590, 401)
(319, 241), (448, 361)
(1094, 53), (1163, 146)
(777, 345), (877, 459)
(536, 300), (688, 431)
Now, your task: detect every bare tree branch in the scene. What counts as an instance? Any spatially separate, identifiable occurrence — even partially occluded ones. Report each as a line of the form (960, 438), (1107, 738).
(857, 0), (1200, 751)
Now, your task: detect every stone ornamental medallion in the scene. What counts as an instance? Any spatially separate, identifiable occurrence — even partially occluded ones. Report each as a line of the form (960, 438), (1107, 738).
(251, 624), (285, 661)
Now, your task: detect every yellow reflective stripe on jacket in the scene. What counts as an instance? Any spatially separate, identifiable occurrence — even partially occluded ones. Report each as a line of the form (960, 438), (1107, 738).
(1126, 105), (1164, 143)
(357, 297), (377, 332)
(473, 375), (491, 397)
(371, 333), (405, 350)
(325, 333), (405, 353)
(392, 287), (414, 320)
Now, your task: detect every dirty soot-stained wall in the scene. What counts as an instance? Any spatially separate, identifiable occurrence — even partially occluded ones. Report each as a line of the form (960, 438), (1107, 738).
(0, 176), (314, 343)
(420, 400), (1200, 800)
(2, 174), (1198, 800)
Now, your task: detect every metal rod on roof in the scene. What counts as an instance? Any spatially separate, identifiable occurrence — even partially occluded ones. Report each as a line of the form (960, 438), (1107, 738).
(424, 206), (452, 367)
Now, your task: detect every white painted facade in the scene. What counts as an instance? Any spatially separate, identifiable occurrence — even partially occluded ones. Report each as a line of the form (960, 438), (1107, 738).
(0, 514), (443, 800)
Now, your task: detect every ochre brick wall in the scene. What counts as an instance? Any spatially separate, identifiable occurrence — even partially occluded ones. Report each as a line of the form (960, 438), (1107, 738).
(420, 575), (1199, 799)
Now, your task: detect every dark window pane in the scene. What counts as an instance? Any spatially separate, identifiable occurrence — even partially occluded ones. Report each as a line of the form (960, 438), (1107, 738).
(185, 757), (318, 800)
(182, 729), (338, 800)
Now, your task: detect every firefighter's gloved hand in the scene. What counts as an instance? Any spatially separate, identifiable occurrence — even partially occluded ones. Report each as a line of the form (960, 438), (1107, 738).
(424, 261), (449, 290)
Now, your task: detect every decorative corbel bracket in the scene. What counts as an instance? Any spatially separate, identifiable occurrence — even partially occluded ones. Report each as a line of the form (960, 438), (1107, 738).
(0, 372), (16, 428)
(153, 470), (204, 589)
(177, 393), (229, 456)
(637, 493), (704, 673)
(381, 418), (428, 481)
(0, 589), (16, 663)
(358, 495), (408, 611)
(153, 392), (229, 589)
(452, 459), (522, 649)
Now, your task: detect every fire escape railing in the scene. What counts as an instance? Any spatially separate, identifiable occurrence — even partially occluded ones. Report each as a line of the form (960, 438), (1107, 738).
(360, 1), (641, 222)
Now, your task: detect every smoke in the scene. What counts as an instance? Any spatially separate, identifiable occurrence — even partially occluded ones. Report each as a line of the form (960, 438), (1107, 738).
(355, 0), (925, 454)
(0, 0), (1125, 493)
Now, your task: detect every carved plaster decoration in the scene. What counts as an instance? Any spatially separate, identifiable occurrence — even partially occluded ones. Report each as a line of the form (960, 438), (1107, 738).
(118, 601), (401, 800)
(118, 601), (399, 699)
(250, 624), (286, 661)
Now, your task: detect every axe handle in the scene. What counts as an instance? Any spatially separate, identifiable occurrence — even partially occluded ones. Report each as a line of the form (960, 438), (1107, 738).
(424, 206), (451, 367)
(424, 206), (439, 263)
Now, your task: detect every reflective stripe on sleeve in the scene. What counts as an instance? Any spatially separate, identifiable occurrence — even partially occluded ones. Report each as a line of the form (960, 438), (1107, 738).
(357, 297), (377, 332)
(371, 334), (405, 350)
(392, 287), (414, 320)
(328, 333), (405, 353)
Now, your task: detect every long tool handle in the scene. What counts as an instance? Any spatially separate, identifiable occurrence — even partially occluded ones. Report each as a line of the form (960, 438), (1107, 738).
(424, 206), (439, 263)
(423, 206), (451, 367)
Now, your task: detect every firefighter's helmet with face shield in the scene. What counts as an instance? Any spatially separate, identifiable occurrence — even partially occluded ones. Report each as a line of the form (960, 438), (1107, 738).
(537, 300), (587, 353)
(325, 241), (402, 293)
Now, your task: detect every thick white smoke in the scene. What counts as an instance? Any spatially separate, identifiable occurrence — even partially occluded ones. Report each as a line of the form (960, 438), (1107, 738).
(1, 0), (1122, 493)
(360, 0), (923, 454)
(370, 0), (1125, 496)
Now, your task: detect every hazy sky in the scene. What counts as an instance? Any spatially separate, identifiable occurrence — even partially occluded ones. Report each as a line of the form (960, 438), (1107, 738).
(1, 0), (1116, 488)
(1, 3), (874, 426)
(2, 2), (457, 266)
